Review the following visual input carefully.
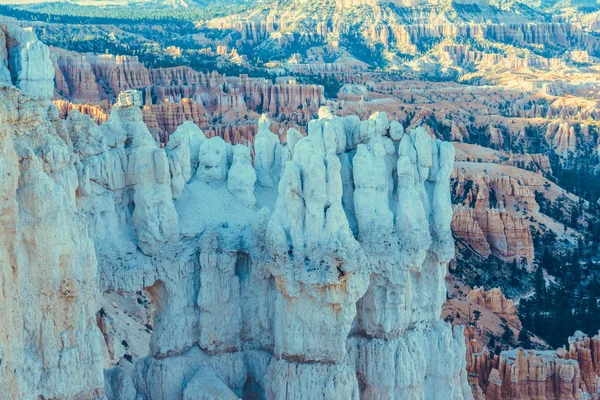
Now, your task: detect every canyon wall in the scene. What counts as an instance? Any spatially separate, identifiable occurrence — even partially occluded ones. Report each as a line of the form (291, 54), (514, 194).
(0, 25), (472, 400)
(451, 162), (537, 264)
(466, 329), (600, 400)
(51, 47), (325, 145)
(0, 24), (105, 400)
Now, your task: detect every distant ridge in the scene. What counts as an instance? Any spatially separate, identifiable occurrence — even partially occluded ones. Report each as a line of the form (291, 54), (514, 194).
(4, 0), (253, 7)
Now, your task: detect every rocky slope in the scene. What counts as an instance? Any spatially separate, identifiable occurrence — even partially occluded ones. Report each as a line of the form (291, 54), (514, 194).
(0, 24), (474, 400)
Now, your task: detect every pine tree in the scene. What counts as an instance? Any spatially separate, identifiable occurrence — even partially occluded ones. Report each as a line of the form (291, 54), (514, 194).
(518, 329), (532, 348)
(488, 335), (496, 351)
(502, 324), (514, 346)
(534, 266), (546, 308)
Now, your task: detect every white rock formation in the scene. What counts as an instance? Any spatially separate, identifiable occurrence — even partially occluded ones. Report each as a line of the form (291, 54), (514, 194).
(69, 89), (179, 257)
(282, 127), (303, 163)
(196, 136), (231, 183)
(227, 144), (257, 208)
(264, 108), (370, 398)
(346, 111), (468, 400)
(254, 114), (282, 188)
(166, 126), (193, 199)
(0, 26), (470, 400)
(2, 25), (54, 98)
(117, 90), (143, 108)
(120, 100), (179, 256)
(0, 30), (11, 83)
(68, 109), (127, 243)
(0, 27), (104, 400)
(353, 142), (394, 242)
(171, 121), (206, 173)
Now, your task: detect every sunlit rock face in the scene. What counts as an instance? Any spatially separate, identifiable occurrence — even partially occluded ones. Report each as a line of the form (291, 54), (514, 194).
(0, 25), (471, 400)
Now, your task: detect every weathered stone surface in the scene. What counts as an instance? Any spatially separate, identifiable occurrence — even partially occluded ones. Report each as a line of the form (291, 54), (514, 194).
(2, 25), (54, 99)
(254, 114), (281, 189)
(459, 325), (600, 400)
(0, 30), (472, 399)
(196, 136), (231, 183)
(451, 164), (536, 264)
(0, 27), (104, 400)
(227, 144), (257, 208)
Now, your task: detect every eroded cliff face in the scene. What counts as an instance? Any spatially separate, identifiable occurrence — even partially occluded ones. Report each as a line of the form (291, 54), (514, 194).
(51, 47), (325, 145)
(0, 25), (474, 400)
(464, 331), (600, 400)
(443, 282), (600, 400)
(451, 163), (537, 264)
(109, 105), (472, 400)
(0, 24), (104, 400)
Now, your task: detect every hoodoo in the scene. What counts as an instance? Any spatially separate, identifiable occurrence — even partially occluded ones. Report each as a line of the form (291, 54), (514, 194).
(0, 24), (471, 400)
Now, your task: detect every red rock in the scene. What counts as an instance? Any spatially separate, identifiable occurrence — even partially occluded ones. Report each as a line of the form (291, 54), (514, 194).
(49, 47), (325, 146)
(467, 288), (520, 330)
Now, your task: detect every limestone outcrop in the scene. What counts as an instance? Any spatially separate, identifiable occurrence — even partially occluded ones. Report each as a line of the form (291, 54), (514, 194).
(71, 89), (179, 257)
(461, 325), (600, 400)
(0, 25), (472, 400)
(0, 27), (104, 400)
(2, 24), (54, 98)
(467, 288), (520, 329)
(451, 164), (537, 264)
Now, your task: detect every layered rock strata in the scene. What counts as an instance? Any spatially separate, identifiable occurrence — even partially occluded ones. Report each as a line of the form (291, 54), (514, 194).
(461, 323), (600, 400)
(467, 287), (521, 330)
(471, 333), (600, 400)
(51, 47), (325, 144)
(451, 164), (537, 264)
